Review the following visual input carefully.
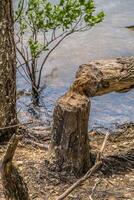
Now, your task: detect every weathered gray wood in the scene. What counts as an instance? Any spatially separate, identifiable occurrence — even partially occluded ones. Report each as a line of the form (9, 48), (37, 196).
(0, 135), (30, 200)
(73, 57), (134, 97)
(49, 92), (93, 176)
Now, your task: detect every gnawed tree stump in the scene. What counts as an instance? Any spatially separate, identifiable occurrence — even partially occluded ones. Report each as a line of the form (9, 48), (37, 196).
(49, 56), (134, 177)
(49, 92), (93, 176)
(0, 135), (30, 200)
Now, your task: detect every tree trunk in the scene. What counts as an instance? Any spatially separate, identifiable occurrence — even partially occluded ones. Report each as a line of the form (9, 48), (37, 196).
(0, 0), (17, 142)
(32, 85), (40, 105)
(49, 92), (93, 176)
(1, 135), (30, 200)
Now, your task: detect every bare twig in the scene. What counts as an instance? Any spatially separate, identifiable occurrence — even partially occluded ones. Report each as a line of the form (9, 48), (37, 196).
(24, 139), (49, 150)
(14, 0), (24, 22)
(37, 30), (68, 58)
(16, 47), (32, 80)
(51, 28), (56, 41)
(56, 133), (109, 200)
(0, 121), (33, 131)
(89, 178), (102, 200)
(37, 31), (72, 88)
(96, 132), (109, 161)
(17, 57), (30, 81)
(17, 65), (31, 85)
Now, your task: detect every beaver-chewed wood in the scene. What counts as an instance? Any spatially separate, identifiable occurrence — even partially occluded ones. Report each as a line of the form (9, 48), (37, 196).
(0, 135), (30, 200)
(49, 56), (134, 177)
(49, 92), (93, 176)
(72, 57), (134, 96)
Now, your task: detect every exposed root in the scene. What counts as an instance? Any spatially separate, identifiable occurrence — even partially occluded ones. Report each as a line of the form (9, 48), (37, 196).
(0, 135), (30, 200)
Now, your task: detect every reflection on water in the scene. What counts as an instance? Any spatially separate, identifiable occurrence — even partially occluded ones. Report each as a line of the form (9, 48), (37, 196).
(90, 89), (134, 131)
(16, 0), (134, 130)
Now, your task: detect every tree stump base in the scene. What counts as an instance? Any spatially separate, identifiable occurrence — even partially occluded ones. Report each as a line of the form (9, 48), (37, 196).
(48, 56), (134, 178)
(49, 92), (93, 177)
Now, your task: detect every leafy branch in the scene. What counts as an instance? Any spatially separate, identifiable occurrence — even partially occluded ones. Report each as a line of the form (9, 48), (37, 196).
(15, 0), (104, 104)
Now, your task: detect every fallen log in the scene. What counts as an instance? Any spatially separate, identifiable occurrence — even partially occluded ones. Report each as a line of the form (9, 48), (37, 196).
(49, 56), (134, 176)
(72, 57), (134, 96)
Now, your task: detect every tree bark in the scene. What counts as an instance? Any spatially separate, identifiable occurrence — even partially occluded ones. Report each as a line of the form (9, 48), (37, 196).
(49, 56), (134, 177)
(0, 0), (17, 142)
(49, 92), (93, 176)
(1, 135), (30, 200)
(73, 57), (134, 97)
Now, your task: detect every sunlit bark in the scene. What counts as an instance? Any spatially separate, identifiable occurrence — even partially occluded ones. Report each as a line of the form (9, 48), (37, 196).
(0, 0), (17, 142)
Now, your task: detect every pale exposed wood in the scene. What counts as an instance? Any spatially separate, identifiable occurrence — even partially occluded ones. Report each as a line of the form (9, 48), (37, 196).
(72, 57), (134, 97)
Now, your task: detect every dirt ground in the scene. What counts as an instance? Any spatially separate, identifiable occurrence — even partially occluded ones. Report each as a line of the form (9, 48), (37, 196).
(0, 123), (134, 200)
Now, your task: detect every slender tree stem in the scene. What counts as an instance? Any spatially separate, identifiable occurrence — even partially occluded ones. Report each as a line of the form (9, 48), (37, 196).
(37, 31), (73, 88)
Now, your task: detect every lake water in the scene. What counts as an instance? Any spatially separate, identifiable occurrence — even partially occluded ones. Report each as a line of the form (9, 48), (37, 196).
(15, 0), (134, 131)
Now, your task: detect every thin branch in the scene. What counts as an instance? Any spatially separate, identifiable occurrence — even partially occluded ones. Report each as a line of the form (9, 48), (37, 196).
(17, 67), (39, 93)
(72, 14), (83, 30)
(17, 107), (22, 114)
(56, 162), (102, 200)
(17, 30), (67, 70)
(16, 32), (21, 45)
(20, 38), (26, 58)
(36, 16), (86, 89)
(14, 0), (24, 22)
(25, 46), (33, 78)
(43, 31), (48, 46)
(0, 121), (33, 131)
(24, 139), (49, 150)
(23, 17), (34, 31)
(16, 47), (32, 81)
(51, 28), (56, 41)
(56, 133), (109, 200)
(17, 57), (30, 81)
(100, 133), (109, 154)
(17, 67), (31, 85)
(17, 49), (39, 92)
(17, 58), (33, 69)
(89, 179), (102, 200)
(16, 13), (91, 92)
(37, 30), (68, 57)
(37, 31), (72, 88)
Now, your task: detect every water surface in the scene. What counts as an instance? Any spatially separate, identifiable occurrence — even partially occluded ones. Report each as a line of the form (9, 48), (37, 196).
(16, 0), (134, 131)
